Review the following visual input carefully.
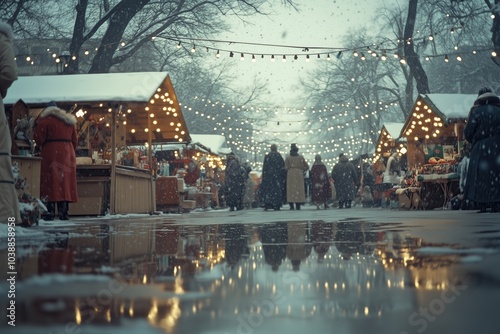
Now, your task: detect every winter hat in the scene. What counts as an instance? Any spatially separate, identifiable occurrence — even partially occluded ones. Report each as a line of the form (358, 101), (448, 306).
(478, 87), (492, 96)
(47, 100), (57, 107)
(290, 143), (299, 152)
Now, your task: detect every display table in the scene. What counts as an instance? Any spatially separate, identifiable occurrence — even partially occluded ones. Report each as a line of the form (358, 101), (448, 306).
(11, 156), (41, 198)
(417, 173), (459, 209)
(70, 165), (153, 216)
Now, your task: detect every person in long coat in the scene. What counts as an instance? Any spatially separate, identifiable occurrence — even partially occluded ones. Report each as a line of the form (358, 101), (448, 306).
(0, 20), (21, 224)
(224, 153), (245, 211)
(242, 163), (256, 209)
(284, 143), (309, 210)
(464, 87), (500, 213)
(33, 103), (78, 220)
(287, 221), (312, 271)
(259, 144), (286, 210)
(310, 154), (331, 209)
(259, 222), (288, 272)
(331, 153), (359, 209)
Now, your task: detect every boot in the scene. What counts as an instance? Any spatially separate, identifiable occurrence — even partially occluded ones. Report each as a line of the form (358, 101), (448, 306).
(289, 203), (295, 210)
(57, 201), (69, 220)
(346, 201), (352, 209)
(296, 203), (301, 210)
(491, 202), (500, 213)
(43, 202), (55, 221)
(338, 201), (344, 209)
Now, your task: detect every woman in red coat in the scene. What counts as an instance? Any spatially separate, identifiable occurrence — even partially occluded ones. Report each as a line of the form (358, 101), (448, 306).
(33, 103), (78, 220)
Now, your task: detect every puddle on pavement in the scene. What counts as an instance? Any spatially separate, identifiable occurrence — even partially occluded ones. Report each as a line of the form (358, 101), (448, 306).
(1, 219), (499, 333)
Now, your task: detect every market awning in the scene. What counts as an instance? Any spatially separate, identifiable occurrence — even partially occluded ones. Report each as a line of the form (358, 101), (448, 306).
(4, 72), (191, 145)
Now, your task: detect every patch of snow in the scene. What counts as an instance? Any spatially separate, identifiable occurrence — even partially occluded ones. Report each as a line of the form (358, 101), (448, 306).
(3, 319), (164, 334)
(0, 224), (47, 240)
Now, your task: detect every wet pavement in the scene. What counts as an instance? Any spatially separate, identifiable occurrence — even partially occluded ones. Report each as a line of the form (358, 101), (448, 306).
(1, 207), (500, 334)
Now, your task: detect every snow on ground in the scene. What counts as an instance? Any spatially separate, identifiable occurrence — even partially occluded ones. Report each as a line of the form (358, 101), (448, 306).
(0, 223), (47, 239)
(2, 319), (164, 334)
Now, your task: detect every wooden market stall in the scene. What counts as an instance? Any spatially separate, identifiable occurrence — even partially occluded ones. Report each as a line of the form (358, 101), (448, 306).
(399, 93), (477, 209)
(372, 122), (406, 163)
(4, 72), (191, 216)
(155, 134), (230, 211)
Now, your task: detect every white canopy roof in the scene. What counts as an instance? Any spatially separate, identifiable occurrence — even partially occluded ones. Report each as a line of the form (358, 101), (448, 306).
(4, 72), (168, 105)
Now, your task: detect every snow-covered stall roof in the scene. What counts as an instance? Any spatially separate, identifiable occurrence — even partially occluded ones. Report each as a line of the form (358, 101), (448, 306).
(372, 122), (406, 162)
(189, 134), (231, 156)
(423, 94), (476, 119)
(4, 72), (167, 104)
(401, 93), (476, 140)
(383, 122), (405, 140)
(4, 72), (191, 145)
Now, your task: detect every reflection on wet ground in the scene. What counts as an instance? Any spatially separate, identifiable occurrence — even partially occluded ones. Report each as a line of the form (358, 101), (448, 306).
(1, 218), (500, 334)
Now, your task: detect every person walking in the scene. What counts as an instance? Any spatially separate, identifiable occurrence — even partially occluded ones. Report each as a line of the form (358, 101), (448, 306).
(464, 87), (500, 213)
(310, 154), (331, 209)
(457, 142), (471, 210)
(259, 144), (286, 211)
(33, 102), (78, 220)
(224, 153), (245, 211)
(331, 153), (359, 209)
(242, 163), (256, 209)
(0, 20), (21, 225)
(284, 143), (309, 210)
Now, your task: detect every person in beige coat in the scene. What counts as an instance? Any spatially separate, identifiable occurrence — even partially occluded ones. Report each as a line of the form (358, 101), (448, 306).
(0, 20), (21, 225)
(284, 143), (309, 210)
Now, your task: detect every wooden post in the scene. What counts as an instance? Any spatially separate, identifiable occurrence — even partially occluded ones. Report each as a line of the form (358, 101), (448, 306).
(148, 112), (155, 213)
(109, 105), (120, 215)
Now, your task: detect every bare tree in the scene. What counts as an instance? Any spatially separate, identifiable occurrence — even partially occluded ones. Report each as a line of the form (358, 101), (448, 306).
(403, 0), (430, 94)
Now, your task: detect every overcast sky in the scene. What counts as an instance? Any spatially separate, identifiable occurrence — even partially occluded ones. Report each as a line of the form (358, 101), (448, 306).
(211, 0), (400, 106)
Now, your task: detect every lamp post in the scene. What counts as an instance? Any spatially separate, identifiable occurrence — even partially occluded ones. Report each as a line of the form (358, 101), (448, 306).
(56, 51), (71, 74)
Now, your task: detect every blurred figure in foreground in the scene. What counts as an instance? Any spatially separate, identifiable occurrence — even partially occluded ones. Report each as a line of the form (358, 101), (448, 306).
(464, 87), (500, 213)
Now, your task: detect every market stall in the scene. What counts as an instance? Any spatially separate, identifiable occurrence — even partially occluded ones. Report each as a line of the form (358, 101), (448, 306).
(399, 93), (477, 209)
(155, 134), (230, 210)
(372, 122), (406, 163)
(4, 72), (191, 216)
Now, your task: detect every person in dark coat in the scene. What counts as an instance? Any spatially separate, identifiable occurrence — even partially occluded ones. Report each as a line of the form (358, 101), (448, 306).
(310, 154), (331, 209)
(33, 102), (78, 220)
(224, 153), (245, 211)
(221, 224), (248, 270)
(464, 87), (500, 213)
(331, 153), (359, 209)
(259, 222), (288, 272)
(311, 221), (333, 263)
(259, 144), (286, 210)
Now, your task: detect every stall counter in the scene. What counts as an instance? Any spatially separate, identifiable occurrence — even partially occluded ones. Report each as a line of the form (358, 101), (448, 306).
(70, 164), (153, 216)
